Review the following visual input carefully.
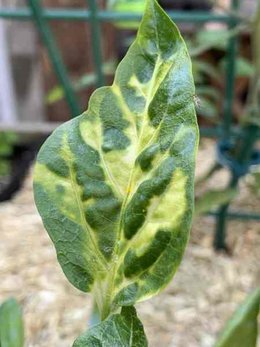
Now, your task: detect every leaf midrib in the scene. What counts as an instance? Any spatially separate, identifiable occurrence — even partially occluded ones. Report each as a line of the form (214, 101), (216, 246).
(102, 55), (163, 313)
(96, 5), (185, 314)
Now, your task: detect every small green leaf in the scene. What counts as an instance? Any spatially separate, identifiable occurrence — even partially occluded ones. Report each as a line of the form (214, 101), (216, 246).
(196, 96), (218, 120)
(195, 188), (238, 216)
(73, 306), (147, 347)
(0, 132), (17, 156)
(192, 60), (221, 82)
(246, 167), (260, 198)
(108, 0), (145, 29)
(0, 131), (17, 177)
(189, 26), (244, 57)
(46, 61), (116, 104)
(34, 0), (198, 320)
(215, 287), (260, 347)
(196, 86), (220, 102)
(220, 57), (254, 78)
(0, 298), (24, 347)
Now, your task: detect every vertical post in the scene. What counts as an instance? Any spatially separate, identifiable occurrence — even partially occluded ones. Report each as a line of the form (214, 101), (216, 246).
(27, 0), (81, 117)
(214, 0), (240, 250)
(214, 176), (239, 251)
(221, 0), (239, 139)
(86, 0), (105, 87)
(0, 16), (17, 124)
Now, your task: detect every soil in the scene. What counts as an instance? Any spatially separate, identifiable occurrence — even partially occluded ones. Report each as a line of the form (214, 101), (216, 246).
(0, 139), (259, 347)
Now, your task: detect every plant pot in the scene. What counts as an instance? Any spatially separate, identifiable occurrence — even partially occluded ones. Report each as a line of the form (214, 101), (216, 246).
(159, 0), (212, 11)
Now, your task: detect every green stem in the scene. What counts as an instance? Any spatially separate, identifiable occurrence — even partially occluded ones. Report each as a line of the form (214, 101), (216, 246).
(89, 301), (101, 327)
(243, 0), (260, 124)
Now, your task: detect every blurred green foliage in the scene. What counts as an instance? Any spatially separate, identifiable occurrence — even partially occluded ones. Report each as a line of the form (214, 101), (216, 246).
(246, 167), (260, 198)
(215, 287), (260, 347)
(195, 188), (238, 216)
(0, 132), (17, 177)
(108, 0), (145, 28)
(187, 29), (253, 123)
(46, 61), (116, 104)
(0, 298), (24, 347)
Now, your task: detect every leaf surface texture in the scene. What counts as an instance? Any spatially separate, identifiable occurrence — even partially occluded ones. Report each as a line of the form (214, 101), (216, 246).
(34, 0), (198, 317)
(73, 306), (147, 347)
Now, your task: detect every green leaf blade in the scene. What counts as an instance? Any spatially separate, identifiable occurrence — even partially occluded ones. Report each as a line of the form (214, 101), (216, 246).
(34, 0), (198, 316)
(195, 188), (238, 216)
(73, 306), (148, 347)
(215, 287), (260, 347)
(0, 298), (24, 347)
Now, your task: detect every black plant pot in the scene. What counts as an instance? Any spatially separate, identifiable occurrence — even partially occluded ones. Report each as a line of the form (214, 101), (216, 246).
(0, 138), (46, 202)
(159, 0), (212, 11)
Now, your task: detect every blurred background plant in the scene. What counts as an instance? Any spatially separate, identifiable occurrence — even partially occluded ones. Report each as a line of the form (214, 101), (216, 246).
(215, 286), (260, 347)
(0, 297), (24, 347)
(0, 132), (17, 177)
(0, 132), (42, 202)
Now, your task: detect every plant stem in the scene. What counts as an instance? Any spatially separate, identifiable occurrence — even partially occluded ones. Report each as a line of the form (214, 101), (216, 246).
(243, 0), (260, 123)
(89, 300), (101, 327)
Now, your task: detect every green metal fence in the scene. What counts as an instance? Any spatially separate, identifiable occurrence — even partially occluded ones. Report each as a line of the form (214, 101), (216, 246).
(0, 0), (259, 249)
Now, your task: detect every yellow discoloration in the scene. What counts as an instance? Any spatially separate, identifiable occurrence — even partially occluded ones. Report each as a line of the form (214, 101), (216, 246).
(34, 133), (85, 224)
(101, 150), (134, 196)
(112, 85), (139, 139)
(126, 186), (132, 194)
(128, 74), (149, 98)
(129, 223), (158, 256)
(122, 169), (187, 258)
(34, 162), (81, 223)
(80, 115), (101, 151)
(152, 169), (187, 225)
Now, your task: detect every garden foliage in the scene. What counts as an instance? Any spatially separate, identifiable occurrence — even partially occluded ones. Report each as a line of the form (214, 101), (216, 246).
(0, 132), (17, 177)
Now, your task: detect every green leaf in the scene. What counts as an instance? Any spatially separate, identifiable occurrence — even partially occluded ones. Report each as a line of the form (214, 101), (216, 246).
(0, 132), (18, 177)
(220, 57), (254, 78)
(0, 298), (24, 347)
(0, 132), (17, 156)
(246, 167), (260, 198)
(34, 0), (198, 319)
(196, 86), (220, 102)
(196, 29), (228, 51)
(215, 287), (260, 347)
(195, 96), (218, 120)
(73, 306), (147, 347)
(192, 60), (221, 82)
(0, 161), (11, 177)
(189, 26), (245, 57)
(108, 0), (145, 29)
(195, 188), (238, 216)
(46, 61), (116, 104)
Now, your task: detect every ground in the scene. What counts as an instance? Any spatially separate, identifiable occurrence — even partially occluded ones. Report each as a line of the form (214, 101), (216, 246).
(0, 139), (259, 347)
